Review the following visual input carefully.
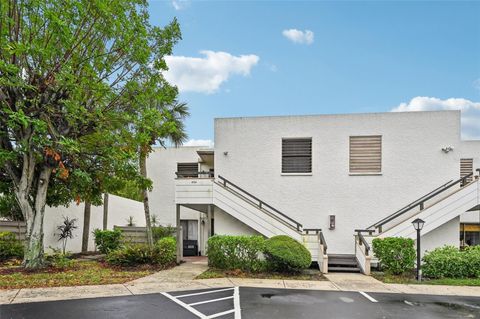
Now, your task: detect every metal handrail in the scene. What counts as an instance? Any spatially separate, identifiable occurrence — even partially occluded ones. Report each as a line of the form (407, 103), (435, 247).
(368, 172), (474, 231)
(175, 170), (214, 178)
(217, 175), (303, 231)
(319, 231), (328, 255)
(356, 231), (370, 256)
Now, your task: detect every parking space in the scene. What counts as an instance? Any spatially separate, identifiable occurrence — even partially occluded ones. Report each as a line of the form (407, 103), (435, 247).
(1, 286), (479, 319)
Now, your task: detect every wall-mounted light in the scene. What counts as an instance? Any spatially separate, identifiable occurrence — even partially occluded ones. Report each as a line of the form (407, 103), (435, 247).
(329, 215), (335, 230)
(223, 151), (229, 156)
(441, 146), (454, 153)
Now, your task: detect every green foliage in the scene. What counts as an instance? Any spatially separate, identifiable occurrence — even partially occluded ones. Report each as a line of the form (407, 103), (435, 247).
(152, 225), (176, 242)
(156, 237), (176, 265)
(0, 232), (24, 261)
(263, 235), (311, 272)
(372, 237), (416, 275)
(46, 249), (75, 269)
(56, 217), (78, 254)
(422, 246), (480, 279)
(207, 235), (267, 272)
(0, 0), (185, 267)
(93, 229), (122, 254)
(0, 192), (23, 221)
(105, 240), (176, 267)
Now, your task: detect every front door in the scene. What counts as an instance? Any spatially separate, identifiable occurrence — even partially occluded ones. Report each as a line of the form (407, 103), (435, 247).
(181, 220), (198, 256)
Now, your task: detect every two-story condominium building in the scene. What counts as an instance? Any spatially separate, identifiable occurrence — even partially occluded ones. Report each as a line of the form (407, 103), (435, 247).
(147, 110), (480, 274)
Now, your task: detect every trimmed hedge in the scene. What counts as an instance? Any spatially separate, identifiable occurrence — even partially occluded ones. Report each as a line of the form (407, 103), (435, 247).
(264, 235), (311, 272)
(93, 229), (122, 254)
(106, 238), (177, 267)
(372, 237), (415, 275)
(0, 232), (24, 261)
(207, 235), (266, 272)
(422, 246), (480, 279)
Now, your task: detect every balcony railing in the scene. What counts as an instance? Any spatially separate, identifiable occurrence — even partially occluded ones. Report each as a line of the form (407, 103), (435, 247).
(175, 170), (214, 179)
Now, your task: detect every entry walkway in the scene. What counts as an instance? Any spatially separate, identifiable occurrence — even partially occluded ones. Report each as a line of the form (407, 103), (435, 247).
(1, 258), (480, 305)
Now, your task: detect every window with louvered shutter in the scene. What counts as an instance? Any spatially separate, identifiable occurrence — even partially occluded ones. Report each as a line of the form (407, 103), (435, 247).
(349, 135), (382, 174)
(460, 158), (473, 184)
(282, 138), (312, 173)
(177, 162), (198, 178)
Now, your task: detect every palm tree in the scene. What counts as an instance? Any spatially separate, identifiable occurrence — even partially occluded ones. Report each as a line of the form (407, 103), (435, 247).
(139, 101), (188, 247)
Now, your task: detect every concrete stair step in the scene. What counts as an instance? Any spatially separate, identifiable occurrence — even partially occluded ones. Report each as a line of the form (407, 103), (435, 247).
(328, 266), (361, 273)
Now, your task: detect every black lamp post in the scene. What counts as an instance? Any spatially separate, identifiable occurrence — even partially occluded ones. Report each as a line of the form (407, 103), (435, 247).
(412, 218), (425, 281)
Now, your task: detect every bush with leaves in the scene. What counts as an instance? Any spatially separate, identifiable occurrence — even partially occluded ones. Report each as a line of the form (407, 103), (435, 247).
(207, 235), (266, 272)
(46, 248), (75, 269)
(56, 217), (78, 254)
(93, 229), (123, 254)
(263, 235), (311, 272)
(106, 240), (176, 267)
(372, 237), (415, 275)
(152, 225), (176, 242)
(422, 246), (480, 279)
(0, 232), (24, 261)
(156, 237), (177, 265)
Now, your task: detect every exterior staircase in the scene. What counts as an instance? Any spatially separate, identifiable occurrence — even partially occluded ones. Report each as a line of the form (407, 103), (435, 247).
(327, 254), (361, 273)
(353, 170), (480, 275)
(175, 175), (329, 272)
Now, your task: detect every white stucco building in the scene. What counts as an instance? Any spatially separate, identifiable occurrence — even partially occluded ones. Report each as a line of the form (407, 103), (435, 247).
(147, 110), (480, 274)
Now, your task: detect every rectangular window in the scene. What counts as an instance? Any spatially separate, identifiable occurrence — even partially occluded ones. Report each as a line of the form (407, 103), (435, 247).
(460, 158), (474, 185)
(282, 138), (312, 174)
(349, 135), (382, 174)
(177, 162), (199, 178)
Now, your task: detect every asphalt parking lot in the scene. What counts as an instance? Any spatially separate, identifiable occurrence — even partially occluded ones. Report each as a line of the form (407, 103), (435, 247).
(1, 287), (479, 319)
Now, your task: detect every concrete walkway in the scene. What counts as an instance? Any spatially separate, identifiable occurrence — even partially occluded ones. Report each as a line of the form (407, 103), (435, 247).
(1, 258), (480, 305)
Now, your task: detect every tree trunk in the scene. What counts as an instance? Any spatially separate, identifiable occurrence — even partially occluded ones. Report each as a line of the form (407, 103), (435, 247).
(103, 193), (109, 230)
(140, 149), (153, 247)
(22, 167), (52, 269)
(82, 200), (92, 253)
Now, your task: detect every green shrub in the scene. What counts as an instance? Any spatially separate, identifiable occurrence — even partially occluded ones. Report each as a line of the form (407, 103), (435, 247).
(372, 237), (416, 275)
(0, 232), (24, 261)
(156, 237), (176, 265)
(106, 241), (176, 267)
(422, 246), (480, 279)
(263, 235), (311, 272)
(152, 225), (176, 242)
(93, 229), (122, 254)
(46, 249), (75, 269)
(207, 235), (266, 272)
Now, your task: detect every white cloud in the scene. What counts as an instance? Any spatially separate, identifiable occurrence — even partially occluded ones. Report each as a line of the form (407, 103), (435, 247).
(391, 96), (480, 139)
(171, 0), (188, 10)
(473, 78), (480, 92)
(164, 51), (259, 94)
(282, 29), (314, 45)
(184, 139), (214, 147)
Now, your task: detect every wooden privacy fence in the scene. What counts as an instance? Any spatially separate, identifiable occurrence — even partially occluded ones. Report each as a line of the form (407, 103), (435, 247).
(114, 226), (148, 244)
(0, 221), (27, 240)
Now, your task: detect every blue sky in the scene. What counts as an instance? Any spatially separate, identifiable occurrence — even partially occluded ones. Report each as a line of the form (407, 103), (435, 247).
(149, 0), (480, 143)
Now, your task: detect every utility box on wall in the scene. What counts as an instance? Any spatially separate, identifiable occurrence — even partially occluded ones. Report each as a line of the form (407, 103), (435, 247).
(329, 215), (335, 230)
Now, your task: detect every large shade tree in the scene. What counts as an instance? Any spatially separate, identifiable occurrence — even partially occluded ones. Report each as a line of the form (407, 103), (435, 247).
(0, 0), (182, 268)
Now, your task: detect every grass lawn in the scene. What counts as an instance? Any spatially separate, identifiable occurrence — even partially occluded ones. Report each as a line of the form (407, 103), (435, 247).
(196, 268), (326, 281)
(372, 272), (480, 286)
(0, 260), (161, 289)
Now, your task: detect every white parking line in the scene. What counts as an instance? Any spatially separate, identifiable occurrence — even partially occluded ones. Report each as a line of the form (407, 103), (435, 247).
(163, 287), (242, 319)
(359, 291), (378, 303)
(161, 292), (208, 319)
(188, 296), (234, 306)
(175, 287), (235, 299)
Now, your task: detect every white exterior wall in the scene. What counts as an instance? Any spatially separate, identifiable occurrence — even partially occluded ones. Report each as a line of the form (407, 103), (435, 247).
(213, 207), (261, 236)
(214, 111), (480, 254)
(421, 217), (460, 257)
(44, 194), (144, 253)
(147, 146), (207, 225)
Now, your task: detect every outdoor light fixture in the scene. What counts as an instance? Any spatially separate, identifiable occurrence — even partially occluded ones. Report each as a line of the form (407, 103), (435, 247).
(441, 146), (454, 153)
(412, 218), (425, 281)
(329, 215), (335, 230)
(223, 151), (229, 156)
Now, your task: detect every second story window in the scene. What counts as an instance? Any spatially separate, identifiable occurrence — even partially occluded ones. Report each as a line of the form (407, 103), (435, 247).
(282, 138), (312, 174)
(177, 162), (199, 178)
(349, 135), (382, 174)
